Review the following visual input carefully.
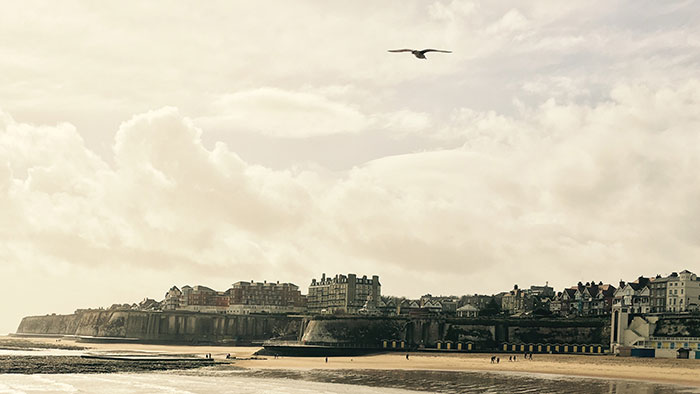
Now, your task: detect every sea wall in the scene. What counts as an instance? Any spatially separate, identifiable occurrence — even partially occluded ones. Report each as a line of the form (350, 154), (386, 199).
(17, 310), (303, 344)
(299, 316), (610, 350)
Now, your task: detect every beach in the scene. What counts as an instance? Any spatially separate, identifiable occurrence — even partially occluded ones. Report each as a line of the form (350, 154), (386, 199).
(4, 336), (699, 387)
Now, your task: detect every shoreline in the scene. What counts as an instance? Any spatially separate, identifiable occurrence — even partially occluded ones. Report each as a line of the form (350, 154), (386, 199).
(234, 352), (700, 388)
(3, 336), (699, 387)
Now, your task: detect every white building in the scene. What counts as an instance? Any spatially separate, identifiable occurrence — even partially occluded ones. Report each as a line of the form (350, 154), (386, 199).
(666, 270), (700, 313)
(612, 278), (651, 314)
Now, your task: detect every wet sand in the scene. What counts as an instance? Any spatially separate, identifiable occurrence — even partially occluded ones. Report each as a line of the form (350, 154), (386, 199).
(6, 336), (700, 386)
(236, 352), (700, 387)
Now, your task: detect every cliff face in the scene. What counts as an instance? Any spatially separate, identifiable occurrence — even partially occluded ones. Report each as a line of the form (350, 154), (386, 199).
(653, 317), (700, 337)
(17, 310), (302, 344)
(301, 317), (406, 344)
(299, 317), (610, 350)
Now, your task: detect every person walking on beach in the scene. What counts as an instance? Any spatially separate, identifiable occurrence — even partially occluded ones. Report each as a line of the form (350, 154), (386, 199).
(490, 356), (495, 363)
(325, 357), (328, 363)
(406, 353), (409, 360)
(513, 355), (516, 361)
(496, 357), (500, 364)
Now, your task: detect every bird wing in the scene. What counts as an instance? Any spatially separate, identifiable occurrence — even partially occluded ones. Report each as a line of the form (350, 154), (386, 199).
(388, 49), (414, 53)
(420, 49), (452, 53)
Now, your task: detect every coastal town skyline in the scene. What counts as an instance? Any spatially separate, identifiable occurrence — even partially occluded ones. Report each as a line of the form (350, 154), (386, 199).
(25, 267), (698, 327)
(2, 1), (700, 337)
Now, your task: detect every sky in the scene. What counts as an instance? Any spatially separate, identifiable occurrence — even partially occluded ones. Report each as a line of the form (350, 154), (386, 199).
(1, 0), (700, 334)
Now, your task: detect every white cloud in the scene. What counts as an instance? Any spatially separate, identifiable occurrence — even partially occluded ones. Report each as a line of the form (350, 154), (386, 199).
(199, 88), (369, 138)
(2, 81), (700, 335)
(2, 1), (700, 334)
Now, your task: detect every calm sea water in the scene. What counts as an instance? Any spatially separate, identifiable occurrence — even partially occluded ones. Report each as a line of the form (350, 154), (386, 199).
(2, 368), (699, 394)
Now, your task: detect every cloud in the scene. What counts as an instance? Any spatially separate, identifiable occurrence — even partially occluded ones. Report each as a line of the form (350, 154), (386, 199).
(198, 88), (369, 138)
(3, 82), (700, 308)
(2, 0), (700, 334)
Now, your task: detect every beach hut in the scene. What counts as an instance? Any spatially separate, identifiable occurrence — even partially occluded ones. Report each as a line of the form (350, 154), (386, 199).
(677, 348), (691, 359)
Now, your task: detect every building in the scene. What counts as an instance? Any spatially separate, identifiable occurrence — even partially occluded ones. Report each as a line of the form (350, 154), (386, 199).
(612, 277), (651, 314)
(458, 294), (493, 311)
(163, 286), (182, 311)
(307, 273), (381, 314)
(456, 304), (479, 317)
(419, 294), (459, 315)
(529, 284), (555, 298)
(227, 280), (306, 314)
(397, 299), (421, 316)
(650, 274), (669, 313)
(501, 285), (533, 315)
(179, 285), (230, 313)
(666, 270), (700, 313)
(164, 281), (306, 315)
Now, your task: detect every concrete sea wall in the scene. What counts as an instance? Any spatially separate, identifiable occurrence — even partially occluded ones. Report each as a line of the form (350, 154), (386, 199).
(299, 316), (610, 350)
(17, 310), (303, 344)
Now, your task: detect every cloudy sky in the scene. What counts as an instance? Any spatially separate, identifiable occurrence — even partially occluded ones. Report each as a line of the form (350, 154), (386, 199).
(1, 1), (700, 333)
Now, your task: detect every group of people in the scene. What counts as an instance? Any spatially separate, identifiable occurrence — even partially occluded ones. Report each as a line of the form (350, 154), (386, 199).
(492, 352), (534, 363)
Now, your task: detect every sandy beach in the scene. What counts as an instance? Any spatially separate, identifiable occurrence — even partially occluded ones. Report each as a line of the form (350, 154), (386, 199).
(6, 336), (700, 387)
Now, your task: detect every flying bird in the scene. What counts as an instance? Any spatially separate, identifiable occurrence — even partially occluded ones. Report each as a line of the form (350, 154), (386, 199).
(388, 48), (452, 59)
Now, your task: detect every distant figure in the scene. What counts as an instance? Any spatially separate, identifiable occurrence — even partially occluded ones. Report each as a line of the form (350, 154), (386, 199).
(325, 357), (328, 363)
(226, 353), (230, 359)
(530, 353), (533, 360)
(496, 357), (500, 364)
(406, 354), (410, 360)
(490, 356), (495, 363)
(513, 355), (517, 362)
(387, 48), (452, 59)
(508, 356), (512, 362)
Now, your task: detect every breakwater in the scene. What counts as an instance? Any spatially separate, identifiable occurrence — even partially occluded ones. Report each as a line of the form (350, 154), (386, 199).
(16, 310), (303, 344)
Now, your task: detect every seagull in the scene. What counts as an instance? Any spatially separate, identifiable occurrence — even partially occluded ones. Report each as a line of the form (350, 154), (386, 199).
(388, 48), (452, 59)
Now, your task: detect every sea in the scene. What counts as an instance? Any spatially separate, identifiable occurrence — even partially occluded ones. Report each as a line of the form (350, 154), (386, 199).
(4, 368), (700, 394)
(1, 349), (699, 394)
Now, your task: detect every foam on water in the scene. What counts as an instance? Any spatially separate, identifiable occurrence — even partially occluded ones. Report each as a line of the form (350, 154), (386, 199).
(0, 374), (423, 394)
(1, 368), (699, 394)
